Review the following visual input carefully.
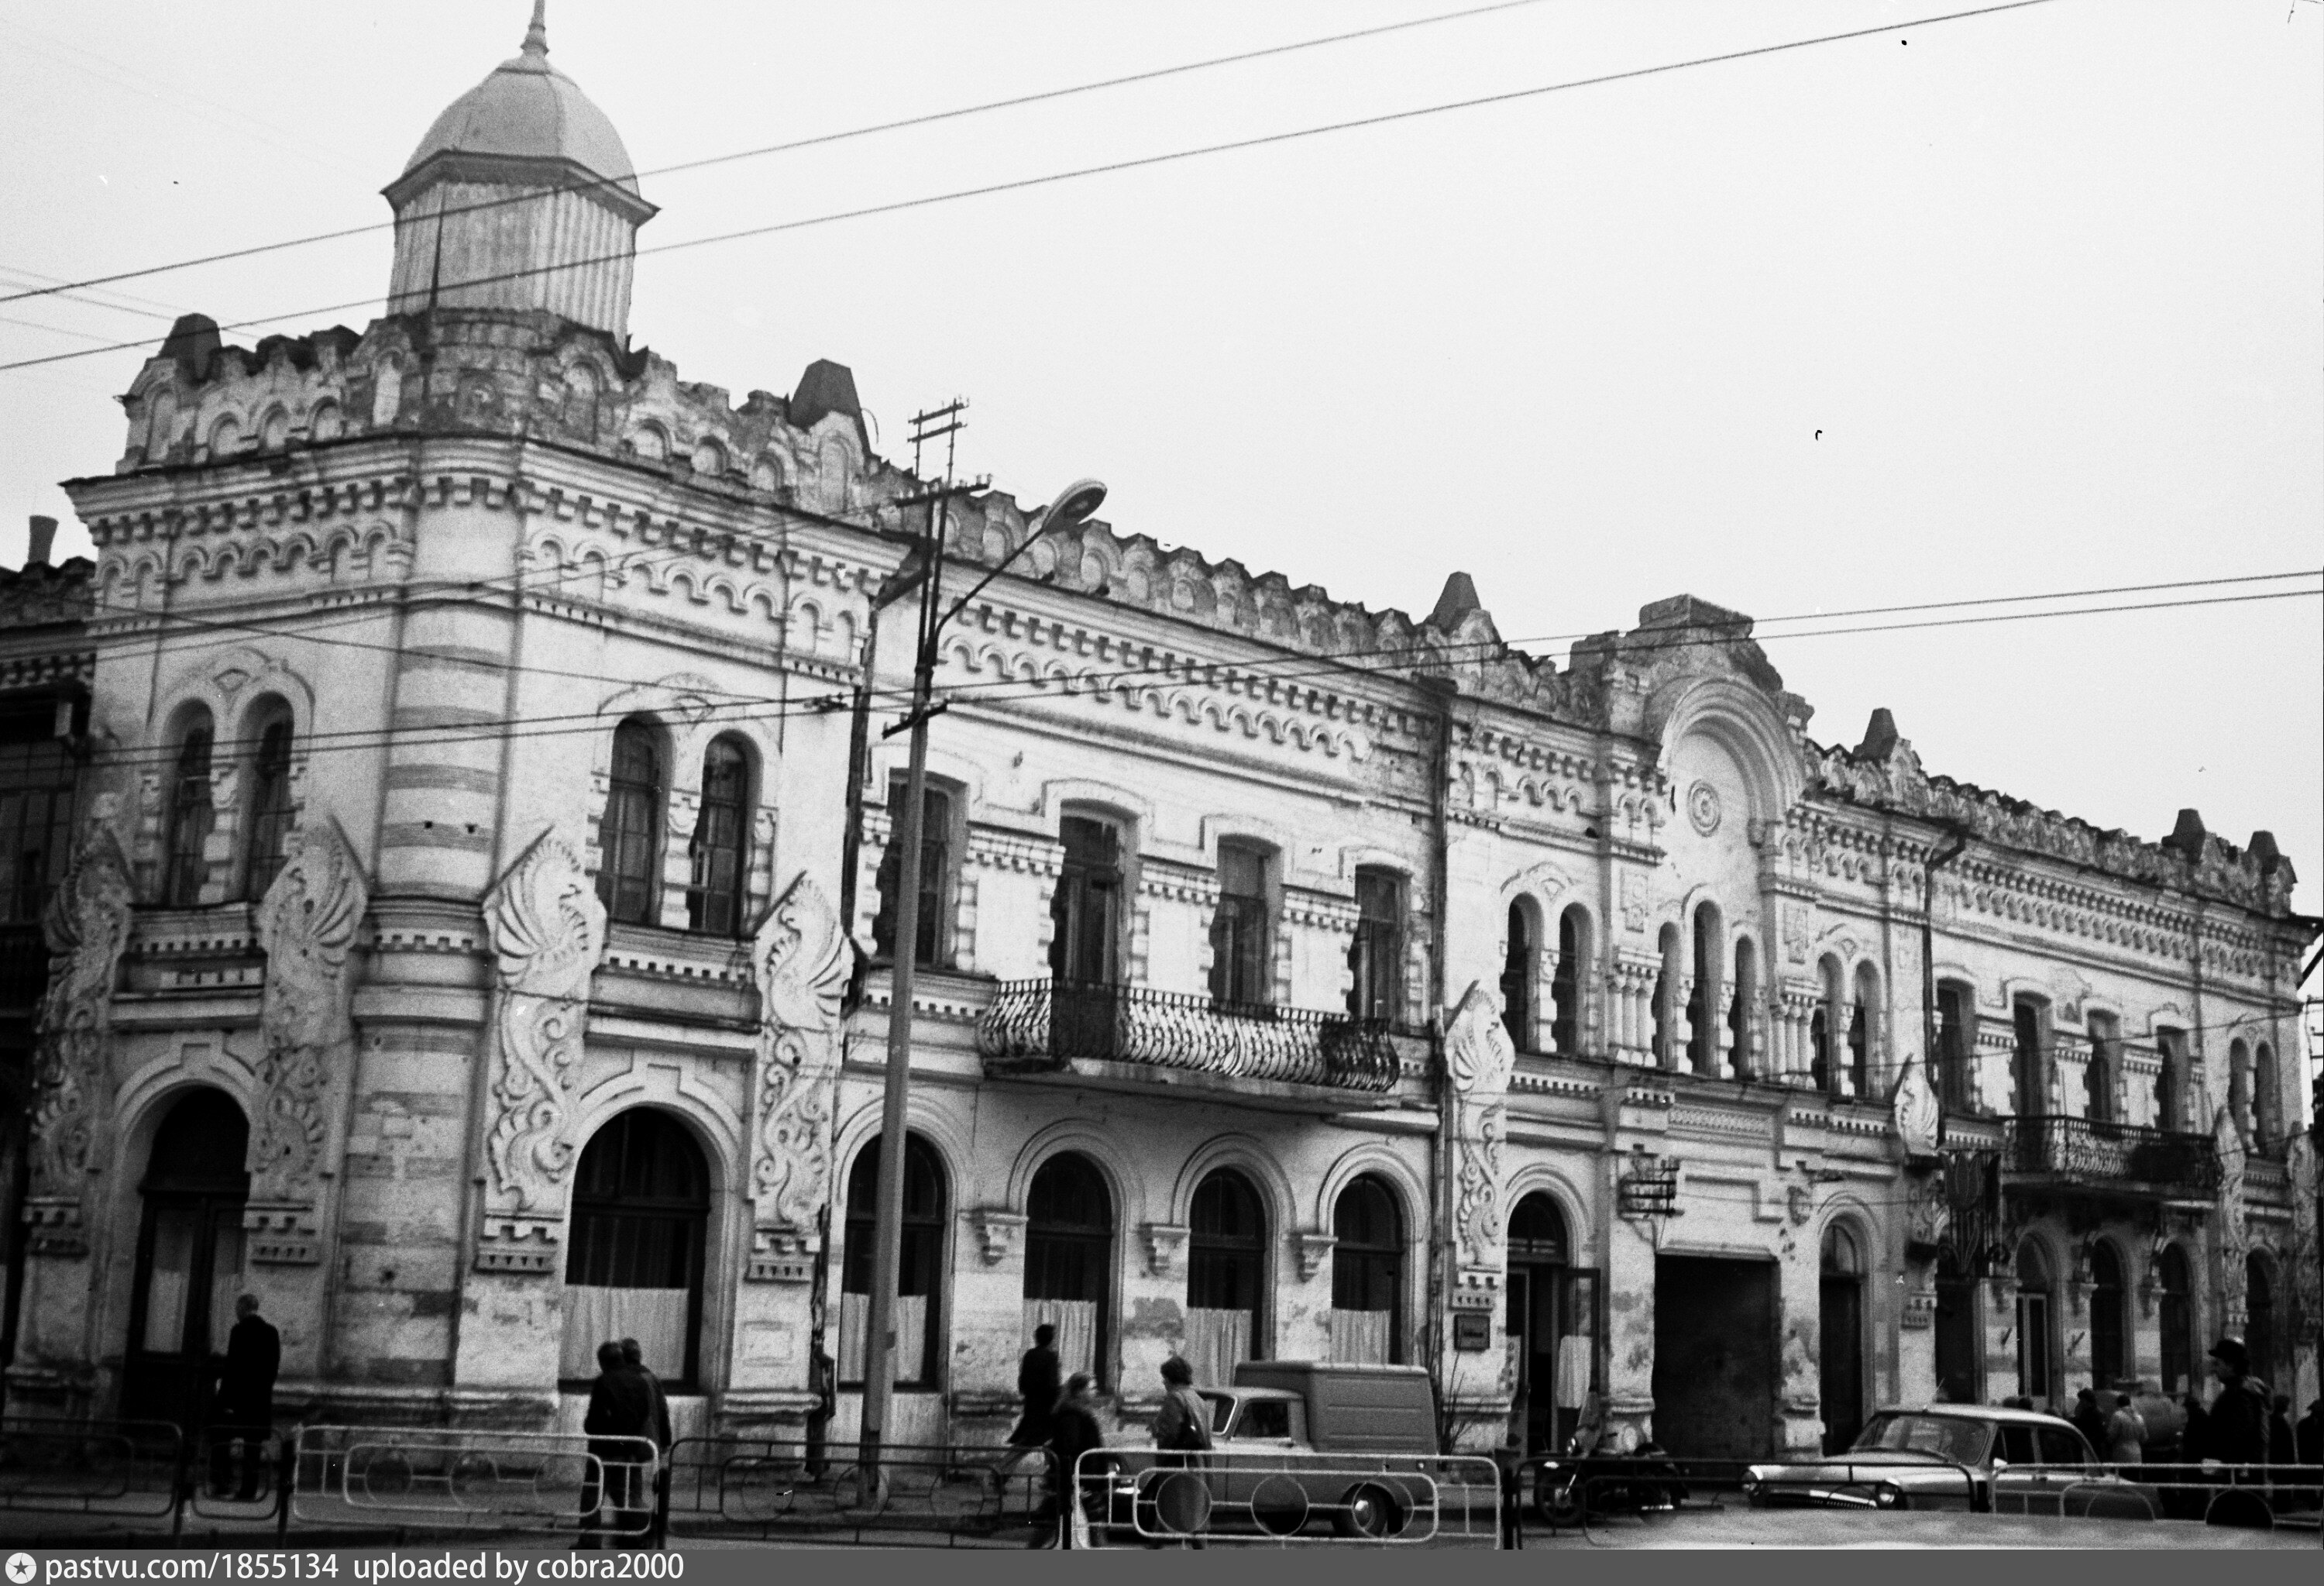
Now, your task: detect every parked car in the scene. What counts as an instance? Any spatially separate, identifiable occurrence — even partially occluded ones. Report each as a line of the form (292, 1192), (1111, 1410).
(1743, 1405), (2161, 1517)
(1098, 1363), (1493, 1541)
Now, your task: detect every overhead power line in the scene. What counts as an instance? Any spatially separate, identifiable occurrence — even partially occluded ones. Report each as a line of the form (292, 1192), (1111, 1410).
(0, 0), (1551, 310)
(83, 574), (2321, 773)
(0, 0), (2061, 375)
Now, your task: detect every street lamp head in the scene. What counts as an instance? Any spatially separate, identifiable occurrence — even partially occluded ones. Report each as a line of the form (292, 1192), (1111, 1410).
(1038, 478), (1107, 535)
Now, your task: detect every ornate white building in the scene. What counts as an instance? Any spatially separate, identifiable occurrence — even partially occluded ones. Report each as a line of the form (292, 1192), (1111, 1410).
(9, 13), (2316, 1460)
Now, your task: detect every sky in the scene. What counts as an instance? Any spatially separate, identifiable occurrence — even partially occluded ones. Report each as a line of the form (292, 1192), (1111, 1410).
(1, 1), (2318, 935)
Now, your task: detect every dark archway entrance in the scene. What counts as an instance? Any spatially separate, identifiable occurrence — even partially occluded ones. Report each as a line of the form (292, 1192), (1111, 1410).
(1024, 1151), (1112, 1382)
(1652, 1255), (1776, 1460)
(1505, 1192), (1596, 1456)
(124, 1089), (249, 1433)
(1934, 1251), (1979, 1405)
(1818, 1226), (1865, 1454)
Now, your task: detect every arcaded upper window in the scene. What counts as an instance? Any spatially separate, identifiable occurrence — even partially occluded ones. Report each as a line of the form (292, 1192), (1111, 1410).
(686, 736), (751, 937)
(1209, 841), (1273, 1006)
(597, 717), (662, 926)
(242, 709), (296, 901)
(164, 707), (216, 907)
(1348, 867), (1404, 1024)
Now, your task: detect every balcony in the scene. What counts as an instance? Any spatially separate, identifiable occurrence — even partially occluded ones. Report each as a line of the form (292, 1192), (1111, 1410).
(977, 978), (1399, 1094)
(2000, 1115), (2218, 1199)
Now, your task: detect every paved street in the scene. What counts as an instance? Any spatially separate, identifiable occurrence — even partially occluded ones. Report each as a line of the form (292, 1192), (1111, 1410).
(1513, 1506), (2320, 1550)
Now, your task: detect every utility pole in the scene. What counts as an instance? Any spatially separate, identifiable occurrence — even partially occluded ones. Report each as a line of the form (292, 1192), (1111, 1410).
(859, 399), (970, 1486)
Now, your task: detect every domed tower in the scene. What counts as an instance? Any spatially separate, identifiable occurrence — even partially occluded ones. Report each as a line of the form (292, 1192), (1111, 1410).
(382, 2), (656, 339)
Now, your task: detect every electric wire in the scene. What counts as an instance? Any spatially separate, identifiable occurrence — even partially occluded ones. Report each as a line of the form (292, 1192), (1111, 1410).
(0, 0), (2061, 374)
(0, 0), (1553, 309)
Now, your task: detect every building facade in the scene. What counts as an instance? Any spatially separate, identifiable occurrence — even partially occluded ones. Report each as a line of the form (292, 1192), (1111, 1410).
(9, 17), (2319, 1456)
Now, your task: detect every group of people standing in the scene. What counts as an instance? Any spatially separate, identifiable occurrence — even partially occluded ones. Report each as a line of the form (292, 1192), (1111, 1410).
(1002, 1325), (1216, 1547)
(2065, 1334), (2321, 1470)
(579, 1338), (674, 1546)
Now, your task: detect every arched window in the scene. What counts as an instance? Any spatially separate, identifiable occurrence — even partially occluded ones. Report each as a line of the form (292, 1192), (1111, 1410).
(1936, 983), (1975, 1113)
(126, 1089), (249, 1432)
(1652, 923), (1682, 1070)
(841, 1134), (946, 1389)
(1186, 1168), (1265, 1385)
(1813, 955), (1846, 1096)
(1024, 1152), (1112, 1381)
(1727, 937), (1760, 1079)
(598, 718), (662, 926)
(2012, 997), (2048, 1117)
(1506, 1192), (1595, 1456)
(2226, 1040), (2253, 1144)
(242, 708), (295, 900)
(2156, 1244), (2194, 1393)
(0, 704), (79, 925)
(2245, 1254), (2275, 1394)
(873, 776), (957, 967)
(1330, 1175), (1402, 1364)
(1848, 963), (1879, 1097)
(686, 736), (751, 936)
(1549, 907), (1587, 1056)
(1687, 903), (1723, 1075)
(1210, 842), (1274, 1006)
(1820, 1225), (1865, 1453)
(2154, 1027), (2187, 1133)
(2089, 1242), (2126, 1391)
(562, 1110), (709, 1390)
(2083, 1013), (2119, 1127)
(1349, 868), (1404, 1024)
(1499, 900), (1536, 1052)
(2252, 1044), (2278, 1147)
(2015, 1240), (2054, 1407)
(164, 708), (216, 907)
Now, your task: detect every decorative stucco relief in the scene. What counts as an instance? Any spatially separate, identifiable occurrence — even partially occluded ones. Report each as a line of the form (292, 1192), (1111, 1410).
(748, 872), (848, 1266)
(2212, 1105), (2247, 1330)
(480, 833), (606, 1235)
(1890, 1055), (1941, 1161)
(26, 823), (136, 1251)
(1444, 980), (1515, 1298)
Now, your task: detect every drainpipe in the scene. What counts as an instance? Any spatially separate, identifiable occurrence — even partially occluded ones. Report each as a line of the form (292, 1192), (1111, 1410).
(1417, 676), (1457, 1411)
(1921, 824), (1969, 1137)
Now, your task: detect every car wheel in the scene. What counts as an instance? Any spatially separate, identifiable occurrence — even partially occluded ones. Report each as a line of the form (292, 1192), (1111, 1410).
(1333, 1482), (1405, 1539)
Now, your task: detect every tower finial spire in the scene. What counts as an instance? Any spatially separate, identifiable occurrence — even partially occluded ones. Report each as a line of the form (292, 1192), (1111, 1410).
(522, 0), (548, 57)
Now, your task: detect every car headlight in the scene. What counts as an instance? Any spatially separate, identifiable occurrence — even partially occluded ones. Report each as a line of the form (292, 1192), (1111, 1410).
(1874, 1487), (1900, 1509)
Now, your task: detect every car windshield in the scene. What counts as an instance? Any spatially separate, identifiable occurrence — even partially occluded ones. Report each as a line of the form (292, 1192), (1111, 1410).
(1851, 1414), (1990, 1466)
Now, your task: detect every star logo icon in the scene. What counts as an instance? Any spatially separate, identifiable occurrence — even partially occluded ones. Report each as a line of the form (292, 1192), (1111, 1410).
(6, 1553), (36, 1584)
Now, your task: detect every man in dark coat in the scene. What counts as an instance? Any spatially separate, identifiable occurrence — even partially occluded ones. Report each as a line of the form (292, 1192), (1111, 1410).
(1031, 1373), (1108, 1548)
(208, 1295), (280, 1501)
(580, 1341), (655, 1546)
(2265, 1394), (2295, 1466)
(2071, 1388), (2107, 1453)
(620, 1339), (673, 1451)
(2202, 1337), (2271, 1464)
(1013, 1324), (1062, 1448)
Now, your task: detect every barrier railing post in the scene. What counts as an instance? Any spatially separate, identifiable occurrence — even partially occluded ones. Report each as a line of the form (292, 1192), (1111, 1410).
(170, 1427), (189, 1540)
(276, 1434), (294, 1540)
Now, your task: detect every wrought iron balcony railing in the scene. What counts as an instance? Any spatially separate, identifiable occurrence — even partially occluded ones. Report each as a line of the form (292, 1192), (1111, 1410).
(2000, 1114), (2218, 1197)
(977, 978), (1399, 1093)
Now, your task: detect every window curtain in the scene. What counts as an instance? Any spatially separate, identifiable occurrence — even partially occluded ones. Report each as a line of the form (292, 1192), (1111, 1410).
(1182, 1307), (1252, 1387)
(1022, 1299), (1099, 1380)
(1328, 1309), (1393, 1365)
(562, 1287), (689, 1382)
(837, 1290), (930, 1384)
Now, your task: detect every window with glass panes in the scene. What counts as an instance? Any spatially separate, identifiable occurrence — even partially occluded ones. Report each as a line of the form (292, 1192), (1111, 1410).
(1209, 843), (1270, 1006)
(686, 738), (751, 936)
(164, 714), (215, 907)
(1048, 815), (1122, 984)
(0, 719), (77, 924)
(1347, 868), (1403, 1023)
(841, 1135), (946, 1388)
(597, 721), (662, 925)
(871, 779), (953, 967)
(1937, 984), (1973, 1112)
(242, 717), (295, 901)
(564, 1110), (709, 1389)
(1331, 1175), (1402, 1363)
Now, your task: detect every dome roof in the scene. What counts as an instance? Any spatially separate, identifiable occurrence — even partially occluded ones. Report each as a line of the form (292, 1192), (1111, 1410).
(402, 6), (639, 195)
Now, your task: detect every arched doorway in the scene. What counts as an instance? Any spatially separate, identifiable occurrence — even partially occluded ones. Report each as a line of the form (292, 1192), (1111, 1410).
(1819, 1225), (1865, 1454)
(2245, 1254), (2275, 1394)
(1934, 1249), (1978, 1405)
(2089, 1243), (2126, 1391)
(1329, 1175), (1402, 1364)
(125, 1089), (249, 1431)
(1186, 1168), (1266, 1385)
(1505, 1192), (1594, 1455)
(2156, 1244), (2194, 1395)
(841, 1134), (947, 1392)
(561, 1109), (710, 1388)
(2015, 1240), (2055, 1409)
(1023, 1152), (1112, 1382)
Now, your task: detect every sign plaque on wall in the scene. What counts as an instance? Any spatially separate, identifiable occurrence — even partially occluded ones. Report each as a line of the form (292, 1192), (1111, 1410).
(1452, 1311), (1494, 1352)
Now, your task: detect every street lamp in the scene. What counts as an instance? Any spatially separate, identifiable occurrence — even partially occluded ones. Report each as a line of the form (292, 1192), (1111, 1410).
(858, 476), (1107, 1485)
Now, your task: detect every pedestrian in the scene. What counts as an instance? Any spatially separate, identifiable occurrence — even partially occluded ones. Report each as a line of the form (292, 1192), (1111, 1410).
(581, 1340), (653, 1547)
(2071, 1387), (2107, 1452)
(2266, 1394), (2294, 1466)
(803, 1341), (836, 1480)
(2298, 1399), (2321, 1466)
(208, 1295), (280, 1502)
(620, 1339), (672, 1543)
(2203, 1337), (2269, 1465)
(2104, 1394), (2145, 1465)
(994, 1323), (1064, 1497)
(1033, 1372), (1107, 1548)
(1149, 1356), (1213, 1549)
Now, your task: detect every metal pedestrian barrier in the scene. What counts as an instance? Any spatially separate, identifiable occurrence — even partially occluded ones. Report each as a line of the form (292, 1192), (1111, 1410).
(292, 1424), (659, 1541)
(1517, 1454), (1982, 1544)
(0, 1417), (186, 1529)
(661, 1436), (1057, 1546)
(1994, 1461), (2323, 1529)
(1072, 1447), (1502, 1546)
